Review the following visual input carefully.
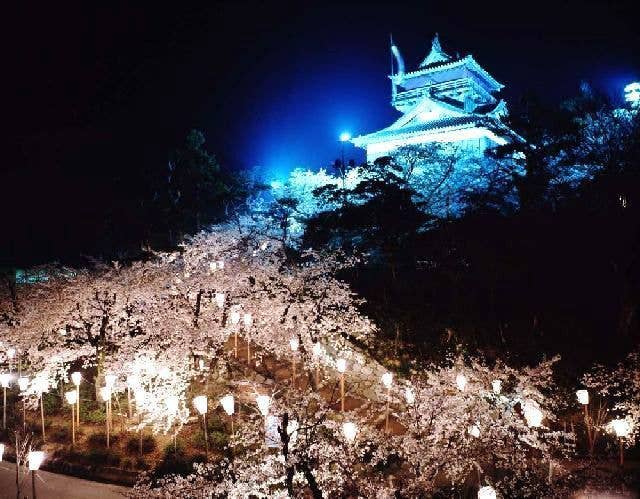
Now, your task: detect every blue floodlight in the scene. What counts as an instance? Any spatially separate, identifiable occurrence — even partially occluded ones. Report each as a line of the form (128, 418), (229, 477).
(339, 132), (351, 142)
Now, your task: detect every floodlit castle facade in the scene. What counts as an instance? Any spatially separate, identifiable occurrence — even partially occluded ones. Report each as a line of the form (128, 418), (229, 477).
(352, 34), (516, 162)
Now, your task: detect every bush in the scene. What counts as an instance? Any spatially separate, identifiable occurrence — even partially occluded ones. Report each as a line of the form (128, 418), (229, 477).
(43, 392), (61, 415)
(125, 434), (156, 454)
(83, 408), (106, 424)
(86, 431), (118, 448)
(85, 447), (120, 467)
(50, 426), (71, 443)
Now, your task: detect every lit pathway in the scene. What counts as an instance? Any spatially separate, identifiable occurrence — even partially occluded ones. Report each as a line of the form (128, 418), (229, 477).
(0, 462), (130, 499)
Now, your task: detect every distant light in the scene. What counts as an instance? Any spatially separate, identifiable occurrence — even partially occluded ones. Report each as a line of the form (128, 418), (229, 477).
(339, 132), (351, 142)
(0, 373), (11, 389)
(381, 372), (393, 388)
(478, 485), (497, 499)
(609, 418), (632, 438)
(193, 395), (208, 415)
(71, 372), (81, 386)
(455, 373), (467, 391)
(220, 394), (235, 416)
(289, 337), (299, 352)
(523, 401), (543, 427)
(0, 443), (4, 461)
(256, 395), (271, 416)
(65, 390), (78, 405)
(576, 389), (589, 405)
(342, 421), (358, 443)
(405, 387), (415, 404)
(468, 423), (480, 438)
(492, 379), (502, 395)
(624, 82), (640, 106)
(166, 395), (179, 414)
(18, 377), (29, 392)
(28, 451), (45, 471)
(336, 358), (347, 373)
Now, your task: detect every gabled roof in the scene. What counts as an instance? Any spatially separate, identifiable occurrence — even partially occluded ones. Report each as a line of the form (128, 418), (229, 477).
(419, 34), (453, 68)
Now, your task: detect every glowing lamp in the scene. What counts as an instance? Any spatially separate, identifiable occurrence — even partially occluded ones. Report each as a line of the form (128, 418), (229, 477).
(342, 421), (358, 443)
(28, 451), (45, 471)
(576, 389), (589, 405)
(104, 374), (117, 389)
(65, 390), (77, 405)
(313, 343), (322, 357)
(220, 394), (235, 416)
(610, 418), (632, 438)
(198, 359), (205, 370)
(193, 395), (208, 415)
(477, 485), (497, 499)
(523, 401), (543, 428)
(405, 387), (415, 404)
(491, 380), (502, 395)
(256, 395), (271, 416)
(209, 262), (218, 272)
(336, 358), (347, 373)
(71, 372), (81, 386)
(0, 443), (4, 461)
(0, 373), (11, 388)
(382, 372), (393, 389)
(215, 293), (225, 308)
(99, 386), (111, 402)
(127, 374), (140, 389)
(455, 373), (468, 392)
(7, 348), (16, 360)
(339, 132), (351, 142)
(134, 389), (147, 406)
(33, 378), (48, 394)
(468, 424), (480, 438)
(166, 395), (179, 414)
(18, 377), (29, 392)
(243, 313), (253, 328)
(230, 311), (241, 325)
(259, 241), (268, 251)
(289, 338), (299, 352)
(217, 260), (225, 269)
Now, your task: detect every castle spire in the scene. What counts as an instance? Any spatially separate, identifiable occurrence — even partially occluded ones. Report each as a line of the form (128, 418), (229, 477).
(419, 33), (452, 68)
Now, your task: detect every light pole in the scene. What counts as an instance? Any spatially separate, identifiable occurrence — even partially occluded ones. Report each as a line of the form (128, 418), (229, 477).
(193, 395), (208, 458)
(230, 311), (240, 357)
(18, 377), (29, 431)
(134, 388), (147, 456)
(65, 390), (78, 445)
(256, 394), (271, 444)
(33, 378), (49, 441)
(0, 373), (11, 430)
(243, 313), (253, 364)
(28, 451), (45, 499)
(220, 394), (235, 435)
(126, 374), (139, 419)
(610, 418), (631, 467)
(71, 372), (81, 426)
(100, 386), (112, 448)
(336, 358), (347, 412)
(166, 395), (179, 452)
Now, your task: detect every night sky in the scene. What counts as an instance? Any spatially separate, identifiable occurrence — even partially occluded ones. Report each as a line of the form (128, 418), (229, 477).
(4, 0), (639, 263)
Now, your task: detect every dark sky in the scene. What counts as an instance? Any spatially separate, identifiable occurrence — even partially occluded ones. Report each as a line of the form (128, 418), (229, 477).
(3, 0), (639, 263)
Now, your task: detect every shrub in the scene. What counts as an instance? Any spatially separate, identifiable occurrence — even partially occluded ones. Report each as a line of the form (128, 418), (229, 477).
(83, 408), (106, 424)
(125, 434), (156, 454)
(50, 426), (71, 443)
(86, 431), (118, 448)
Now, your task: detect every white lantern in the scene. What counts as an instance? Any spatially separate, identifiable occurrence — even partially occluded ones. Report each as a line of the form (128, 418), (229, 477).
(336, 358), (347, 373)
(523, 401), (543, 428)
(576, 389), (589, 405)
(193, 395), (208, 415)
(230, 311), (241, 325)
(0, 443), (4, 461)
(126, 374), (140, 389)
(313, 343), (322, 357)
(18, 377), (29, 392)
(166, 395), (179, 414)
(343, 421), (358, 443)
(289, 338), (299, 352)
(104, 374), (117, 389)
(215, 293), (225, 308)
(33, 378), (48, 394)
(99, 386), (111, 402)
(477, 485), (497, 499)
(7, 348), (16, 360)
(610, 418), (632, 438)
(217, 260), (225, 269)
(455, 373), (468, 392)
(0, 373), (11, 388)
(220, 394), (235, 416)
(382, 372), (393, 389)
(71, 372), (82, 386)
(491, 380), (502, 395)
(65, 390), (77, 405)
(405, 387), (415, 404)
(198, 358), (205, 370)
(468, 424), (480, 438)
(259, 241), (268, 251)
(28, 451), (45, 471)
(256, 395), (271, 416)
(243, 313), (253, 328)
(209, 262), (218, 272)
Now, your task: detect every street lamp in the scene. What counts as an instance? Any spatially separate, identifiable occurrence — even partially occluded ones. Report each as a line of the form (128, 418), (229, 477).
(33, 378), (48, 441)
(404, 387), (415, 405)
(230, 310), (241, 357)
(0, 443), (4, 461)
(0, 373), (11, 429)
(193, 395), (209, 457)
(289, 338), (299, 388)
(166, 395), (180, 451)
(336, 358), (347, 412)
(220, 394), (235, 431)
(28, 451), (45, 499)
(126, 374), (140, 418)
(381, 372), (393, 433)
(342, 421), (357, 444)
(100, 386), (112, 448)
(65, 390), (78, 445)
(6, 348), (16, 374)
(243, 313), (253, 364)
(609, 418), (632, 467)
(455, 373), (468, 392)
(491, 380), (502, 395)
(523, 401), (543, 428)
(71, 372), (81, 426)
(256, 394), (271, 442)
(215, 293), (225, 308)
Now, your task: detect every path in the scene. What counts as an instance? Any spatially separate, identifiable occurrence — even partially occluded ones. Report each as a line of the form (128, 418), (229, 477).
(0, 462), (129, 499)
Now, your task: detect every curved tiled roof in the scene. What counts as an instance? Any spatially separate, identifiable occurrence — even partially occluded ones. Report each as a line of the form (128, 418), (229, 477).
(356, 115), (489, 142)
